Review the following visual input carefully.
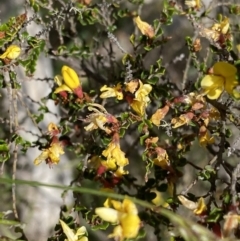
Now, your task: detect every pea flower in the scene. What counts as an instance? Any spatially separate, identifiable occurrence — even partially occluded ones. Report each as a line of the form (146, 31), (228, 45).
(95, 198), (141, 241)
(185, 0), (201, 9)
(171, 112), (194, 128)
(125, 80), (139, 93)
(150, 188), (169, 208)
(100, 83), (123, 100)
(128, 80), (152, 116)
(134, 16), (155, 39)
(54, 65), (83, 98)
(151, 105), (170, 127)
(201, 62), (239, 99)
(89, 155), (128, 178)
(211, 16), (230, 35)
(198, 125), (215, 147)
(102, 139), (129, 175)
(47, 122), (61, 136)
(153, 147), (170, 169)
(84, 103), (118, 134)
(0, 45), (21, 60)
(200, 16), (230, 42)
(33, 137), (64, 166)
(59, 219), (88, 241)
(135, 80), (152, 102)
(178, 196), (207, 215)
(33, 123), (69, 166)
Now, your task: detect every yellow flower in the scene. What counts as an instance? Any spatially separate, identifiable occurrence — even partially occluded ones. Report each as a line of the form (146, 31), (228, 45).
(171, 112), (194, 128)
(0, 45), (21, 59)
(88, 155), (128, 177)
(59, 219), (88, 241)
(84, 113), (109, 133)
(33, 123), (66, 166)
(153, 147), (170, 168)
(47, 122), (60, 136)
(134, 16), (155, 38)
(130, 99), (147, 116)
(100, 83), (123, 100)
(193, 197), (207, 215)
(178, 196), (207, 215)
(201, 62), (239, 99)
(200, 16), (230, 42)
(54, 66), (83, 98)
(84, 103), (116, 134)
(151, 105), (170, 127)
(130, 80), (152, 116)
(125, 80), (139, 93)
(185, 0), (201, 9)
(95, 199), (141, 241)
(34, 141), (64, 166)
(102, 141), (129, 169)
(135, 81), (152, 102)
(89, 134), (129, 177)
(150, 189), (169, 208)
(114, 166), (128, 177)
(211, 16), (230, 35)
(199, 126), (215, 147)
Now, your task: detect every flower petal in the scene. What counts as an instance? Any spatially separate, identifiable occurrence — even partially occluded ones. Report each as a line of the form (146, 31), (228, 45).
(95, 207), (119, 223)
(54, 84), (73, 94)
(194, 197), (207, 215)
(75, 226), (87, 237)
(120, 213), (141, 239)
(134, 16), (155, 38)
(151, 105), (169, 127)
(130, 100), (146, 116)
(34, 150), (49, 165)
(201, 75), (223, 88)
(62, 65), (81, 90)
(108, 225), (123, 240)
(206, 86), (223, 100)
(0, 45), (21, 59)
(122, 199), (138, 215)
(59, 220), (76, 241)
(225, 76), (239, 94)
(79, 237), (88, 241)
(54, 75), (64, 86)
(201, 75), (224, 99)
(213, 62), (237, 78)
(178, 195), (197, 210)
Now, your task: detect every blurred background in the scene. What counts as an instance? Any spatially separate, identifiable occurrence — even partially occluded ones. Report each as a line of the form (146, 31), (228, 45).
(0, 0), (240, 240)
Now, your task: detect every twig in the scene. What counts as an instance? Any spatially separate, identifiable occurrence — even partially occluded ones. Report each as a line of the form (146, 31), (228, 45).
(181, 179), (197, 195)
(107, 32), (127, 54)
(12, 143), (19, 220)
(182, 32), (198, 91)
(12, 88), (19, 220)
(17, 93), (43, 135)
(231, 163), (240, 213)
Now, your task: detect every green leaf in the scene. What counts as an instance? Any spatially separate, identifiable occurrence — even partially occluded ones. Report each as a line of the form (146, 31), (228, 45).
(147, 77), (159, 85)
(91, 221), (109, 230)
(140, 133), (149, 145)
(138, 122), (145, 133)
(129, 34), (135, 45)
(206, 207), (223, 223)
(0, 140), (10, 163)
(0, 219), (21, 225)
(119, 128), (126, 137)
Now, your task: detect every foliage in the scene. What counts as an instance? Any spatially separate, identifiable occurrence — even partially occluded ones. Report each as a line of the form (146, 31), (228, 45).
(1, 0), (240, 241)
